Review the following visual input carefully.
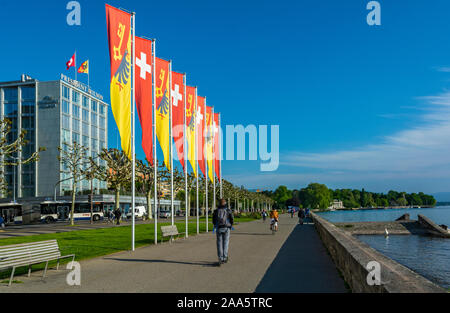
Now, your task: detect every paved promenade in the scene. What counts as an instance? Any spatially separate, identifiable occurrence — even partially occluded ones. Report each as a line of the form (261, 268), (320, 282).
(1, 215), (347, 293)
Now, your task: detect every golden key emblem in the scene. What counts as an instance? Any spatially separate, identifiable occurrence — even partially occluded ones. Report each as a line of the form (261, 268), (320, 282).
(113, 23), (126, 61)
(156, 69), (166, 98)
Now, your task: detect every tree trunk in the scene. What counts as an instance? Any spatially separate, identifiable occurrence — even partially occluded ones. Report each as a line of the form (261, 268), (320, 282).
(90, 179), (94, 225)
(146, 190), (153, 220)
(115, 187), (120, 210)
(70, 182), (77, 226)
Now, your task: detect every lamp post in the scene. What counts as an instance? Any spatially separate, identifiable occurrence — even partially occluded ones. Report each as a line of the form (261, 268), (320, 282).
(11, 156), (19, 204)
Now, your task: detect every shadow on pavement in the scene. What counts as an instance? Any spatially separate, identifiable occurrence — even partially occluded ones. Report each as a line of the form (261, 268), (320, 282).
(103, 258), (218, 267)
(255, 224), (348, 293)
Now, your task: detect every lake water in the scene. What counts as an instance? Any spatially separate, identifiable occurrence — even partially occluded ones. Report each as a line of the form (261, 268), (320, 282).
(317, 206), (450, 289)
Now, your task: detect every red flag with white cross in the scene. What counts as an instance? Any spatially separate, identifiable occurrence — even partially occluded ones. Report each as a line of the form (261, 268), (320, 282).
(135, 36), (154, 165)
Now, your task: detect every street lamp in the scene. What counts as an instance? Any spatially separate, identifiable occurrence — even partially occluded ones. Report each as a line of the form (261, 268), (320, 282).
(11, 156), (20, 204)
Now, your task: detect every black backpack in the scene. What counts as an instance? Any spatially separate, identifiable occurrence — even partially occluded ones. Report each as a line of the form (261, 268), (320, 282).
(217, 208), (230, 228)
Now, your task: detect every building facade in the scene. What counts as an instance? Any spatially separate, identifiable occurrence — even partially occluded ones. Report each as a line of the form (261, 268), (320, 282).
(0, 74), (108, 199)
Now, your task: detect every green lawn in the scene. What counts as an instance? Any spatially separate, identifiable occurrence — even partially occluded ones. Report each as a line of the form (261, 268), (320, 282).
(0, 216), (260, 279)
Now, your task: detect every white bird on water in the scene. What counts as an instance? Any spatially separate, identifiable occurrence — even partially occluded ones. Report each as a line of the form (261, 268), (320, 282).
(385, 228), (389, 237)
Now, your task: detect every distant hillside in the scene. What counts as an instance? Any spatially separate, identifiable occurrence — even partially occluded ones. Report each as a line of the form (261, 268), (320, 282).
(432, 192), (450, 202)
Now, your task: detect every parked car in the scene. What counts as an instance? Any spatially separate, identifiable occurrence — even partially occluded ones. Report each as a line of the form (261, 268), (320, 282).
(159, 209), (171, 219)
(126, 206), (147, 220)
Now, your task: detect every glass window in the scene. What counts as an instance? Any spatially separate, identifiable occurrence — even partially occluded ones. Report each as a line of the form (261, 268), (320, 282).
(21, 87), (35, 101)
(61, 129), (70, 144)
(4, 88), (18, 102)
(72, 118), (80, 133)
(91, 126), (97, 139)
(72, 90), (80, 104)
(72, 104), (80, 118)
(22, 101), (35, 115)
(83, 135), (90, 148)
(22, 116), (35, 129)
(91, 101), (97, 112)
(99, 116), (105, 129)
(91, 112), (97, 126)
(82, 122), (89, 136)
(100, 104), (106, 115)
(62, 100), (70, 114)
(99, 130), (105, 141)
(91, 139), (98, 151)
(62, 85), (70, 99)
(99, 141), (106, 151)
(5, 103), (18, 116)
(62, 115), (70, 130)
(82, 96), (89, 108)
(82, 109), (89, 122)
(72, 132), (80, 143)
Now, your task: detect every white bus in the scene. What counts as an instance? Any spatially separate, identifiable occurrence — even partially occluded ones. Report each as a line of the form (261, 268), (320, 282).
(40, 201), (106, 223)
(0, 203), (23, 225)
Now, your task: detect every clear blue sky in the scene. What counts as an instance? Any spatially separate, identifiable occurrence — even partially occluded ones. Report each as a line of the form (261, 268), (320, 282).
(2, 0), (450, 194)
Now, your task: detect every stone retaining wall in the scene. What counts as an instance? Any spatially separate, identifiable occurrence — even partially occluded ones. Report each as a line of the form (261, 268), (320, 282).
(311, 213), (445, 293)
(418, 215), (450, 238)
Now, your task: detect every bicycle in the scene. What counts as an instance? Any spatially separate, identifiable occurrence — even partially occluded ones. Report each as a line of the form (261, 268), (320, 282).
(270, 219), (278, 235)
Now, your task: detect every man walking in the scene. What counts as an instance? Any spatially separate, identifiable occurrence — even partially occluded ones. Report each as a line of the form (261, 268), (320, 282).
(298, 208), (306, 225)
(213, 199), (234, 266)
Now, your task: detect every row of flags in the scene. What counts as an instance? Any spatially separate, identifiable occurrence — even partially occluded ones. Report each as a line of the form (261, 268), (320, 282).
(104, 4), (223, 248)
(66, 52), (89, 74)
(106, 4), (222, 183)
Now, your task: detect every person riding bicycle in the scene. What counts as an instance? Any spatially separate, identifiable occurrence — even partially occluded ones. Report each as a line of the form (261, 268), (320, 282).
(269, 208), (279, 231)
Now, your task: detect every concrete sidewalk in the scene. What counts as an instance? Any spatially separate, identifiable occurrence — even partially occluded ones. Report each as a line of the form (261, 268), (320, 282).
(1, 215), (346, 293)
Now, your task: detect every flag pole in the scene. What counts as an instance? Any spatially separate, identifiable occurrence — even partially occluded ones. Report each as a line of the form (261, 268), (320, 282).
(204, 97), (208, 233)
(88, 60), (90, 90)
(75, 50), (77, 81)
(131, 12), (136, 252)
(195, 88), (199, 234)
(219, 113), (223, 199)
(213, 107), (216, 212)
(169, 61), (174, 227)
(152, 39), (158, 245)
(184, 74), (188, 238)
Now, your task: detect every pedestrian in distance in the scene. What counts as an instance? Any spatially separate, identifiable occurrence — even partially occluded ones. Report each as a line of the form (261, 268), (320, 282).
(298, 208), (306, 225)
(114, 208), (122, 225)
(262, 210), (267, 223)
(0, 215), (5, 229)
(213, 199), (234, 266)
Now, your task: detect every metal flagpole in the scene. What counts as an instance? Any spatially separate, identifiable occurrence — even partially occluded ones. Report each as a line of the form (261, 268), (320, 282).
(169, 61), (174, 227)
(152, 39), (158, 245)
(75, 51), (77, 81)
(212, 107), (216, 213)
(131, 12), (136, 251)
(184, 74), (188, 238)
(204, 97), (208, 233)
(195, 88), (199, 234)
(88, 60), (90, 90)
(219, 113), (223, 199)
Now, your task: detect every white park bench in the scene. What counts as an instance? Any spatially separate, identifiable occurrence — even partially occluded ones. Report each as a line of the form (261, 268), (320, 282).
(0, 240), (75, 286)
(160, 225), (184, 243)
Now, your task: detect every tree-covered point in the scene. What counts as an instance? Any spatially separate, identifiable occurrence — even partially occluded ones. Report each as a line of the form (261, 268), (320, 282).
(265, 183), (437, 210)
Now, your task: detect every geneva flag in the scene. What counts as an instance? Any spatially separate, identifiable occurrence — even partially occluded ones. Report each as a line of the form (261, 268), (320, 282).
(171, 71), (185, 170)
(186, 86), (197, 177)
(206, 106), (214, 183)
(197, 96), (206, 177)
(106, 4), (132, 159)
(213, 112), (221, 181)
(135, 37), (153, 165)
(155, 57), (171, 170)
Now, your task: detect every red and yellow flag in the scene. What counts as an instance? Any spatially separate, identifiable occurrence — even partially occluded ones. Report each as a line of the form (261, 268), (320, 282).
(171, 71), (185, 170)
(78, 60), (89, 74)
(135, 37), (153, 165)
(106, 4), (132, 159)
(206, 106), (214, 183)
(213, 112), (221, 181)
(186, 86), (197, 177)
(197, 96), (206, 177)
(155, 57), (171, 170)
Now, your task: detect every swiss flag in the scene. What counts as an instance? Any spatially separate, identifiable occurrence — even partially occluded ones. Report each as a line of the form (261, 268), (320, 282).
(66, 53), (76, 70)
(135, 37), (154, 165)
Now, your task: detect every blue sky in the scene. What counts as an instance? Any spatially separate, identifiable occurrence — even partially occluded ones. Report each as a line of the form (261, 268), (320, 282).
(2, 0), (450, 193)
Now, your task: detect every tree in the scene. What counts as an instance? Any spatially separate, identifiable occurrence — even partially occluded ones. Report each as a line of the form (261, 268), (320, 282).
(302, 183), (332, 210)
(91, 148), (131, 214)
(0, 119), (45, 195)
(58, 142), (90, 226)
(273, 186), (292, 209)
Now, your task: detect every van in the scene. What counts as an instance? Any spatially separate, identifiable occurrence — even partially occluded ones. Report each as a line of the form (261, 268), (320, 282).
(126, 206), (147, 220)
